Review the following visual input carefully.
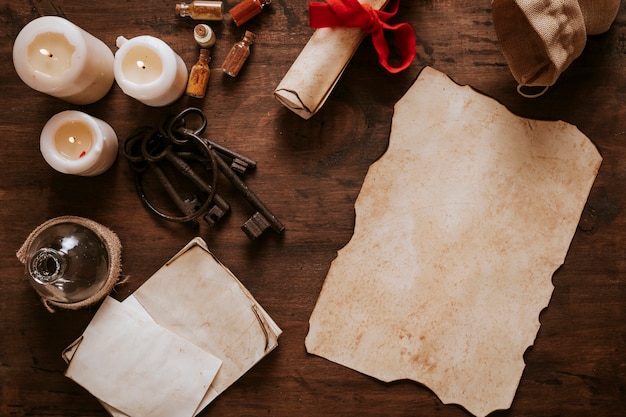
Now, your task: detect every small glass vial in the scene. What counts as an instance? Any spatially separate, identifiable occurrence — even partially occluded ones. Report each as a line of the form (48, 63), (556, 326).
(222, 31), (255, 77)
(230, 0), (271, 26)
(193, 24), (216, 48)
(186, 49), (211, 98)
(176, 1), (224, 21)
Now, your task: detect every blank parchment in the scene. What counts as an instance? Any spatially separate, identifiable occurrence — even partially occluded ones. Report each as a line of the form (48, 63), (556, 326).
(306, 67), (602, 417)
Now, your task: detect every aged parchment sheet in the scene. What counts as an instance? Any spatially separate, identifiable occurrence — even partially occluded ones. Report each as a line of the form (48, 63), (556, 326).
(306, 67), (602, 416)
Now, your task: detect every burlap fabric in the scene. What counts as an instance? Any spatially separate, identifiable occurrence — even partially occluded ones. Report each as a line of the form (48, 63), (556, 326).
(492, 0), (620, 96)
(579, 0), (621, 35)
(17, 216), (123, 312)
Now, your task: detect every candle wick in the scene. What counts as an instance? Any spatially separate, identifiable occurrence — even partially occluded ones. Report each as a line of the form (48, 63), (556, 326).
(137, 60), (147, 70)
(39, 48), (53, 58)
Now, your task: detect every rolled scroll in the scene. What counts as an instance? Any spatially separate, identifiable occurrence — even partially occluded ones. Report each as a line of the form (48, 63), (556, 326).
(273, 0), (388, 120)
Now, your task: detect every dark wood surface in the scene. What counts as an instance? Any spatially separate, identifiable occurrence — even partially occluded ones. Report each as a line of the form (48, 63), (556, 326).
(2, 1), (625, 416)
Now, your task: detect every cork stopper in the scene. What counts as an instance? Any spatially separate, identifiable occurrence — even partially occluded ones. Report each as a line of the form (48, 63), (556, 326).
(199, 48), (211, 60)
(243, 30), (255, 44)
(195, 24), (207, 36)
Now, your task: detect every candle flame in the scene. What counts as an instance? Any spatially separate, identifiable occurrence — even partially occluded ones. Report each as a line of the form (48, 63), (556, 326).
(136, 60), (146, 69)
(39, 48), (53, 58)
(68, 136), (76, 144)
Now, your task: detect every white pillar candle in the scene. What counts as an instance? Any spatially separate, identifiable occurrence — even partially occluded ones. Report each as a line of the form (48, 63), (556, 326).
(113, 35), (187, 107)
(12, 16), (114, 105)
(40, 111), (118, 176)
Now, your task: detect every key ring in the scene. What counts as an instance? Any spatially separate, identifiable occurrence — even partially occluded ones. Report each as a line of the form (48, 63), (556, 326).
(140, 130), (171, 163)
(123, 123), (218, 224)
(122, 127), (154, 172)
(163, 107), (207, 145)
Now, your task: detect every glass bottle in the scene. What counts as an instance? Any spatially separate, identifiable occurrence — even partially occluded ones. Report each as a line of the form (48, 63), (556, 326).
(222, 31), (255, 77)
(175, 1), (224, 21)
(186, 49), (211, 98)
(230, 0), (271, 26)
(22, 220), (112, 305)
(193, 24), (216, 48)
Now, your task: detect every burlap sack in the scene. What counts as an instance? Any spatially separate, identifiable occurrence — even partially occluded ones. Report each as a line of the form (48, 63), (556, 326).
(579, 0), (621, 35)
(492, 0), (620, 96)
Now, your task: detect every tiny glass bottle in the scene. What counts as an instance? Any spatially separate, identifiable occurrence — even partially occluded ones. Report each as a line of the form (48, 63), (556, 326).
(17, 217), (120, 308)
(230, 0), (271, 26)
(194, 24), (216, 48)
(222, 31), (255, 77)
(187, 49), (211, 98)
(176, 1), (224, 21)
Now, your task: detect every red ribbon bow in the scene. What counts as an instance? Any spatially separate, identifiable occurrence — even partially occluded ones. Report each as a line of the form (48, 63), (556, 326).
(308, 0), (416, 73)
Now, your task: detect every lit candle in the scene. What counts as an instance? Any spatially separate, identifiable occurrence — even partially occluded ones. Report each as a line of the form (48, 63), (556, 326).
(40, 111), (118, 176)
(113, 35), (187, 107)
(12, 16), (114, 105)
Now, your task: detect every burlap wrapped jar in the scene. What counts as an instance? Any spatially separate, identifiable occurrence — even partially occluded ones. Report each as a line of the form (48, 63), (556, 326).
(17, 216), (123, 312)
(492, 0), (620, 96)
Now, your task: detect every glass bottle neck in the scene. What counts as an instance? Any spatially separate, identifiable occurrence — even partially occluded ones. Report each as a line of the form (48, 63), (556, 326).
(28, 247), (67, 285)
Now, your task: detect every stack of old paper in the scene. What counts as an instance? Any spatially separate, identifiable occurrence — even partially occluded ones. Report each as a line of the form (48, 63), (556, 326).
(63, 237), (281, 417)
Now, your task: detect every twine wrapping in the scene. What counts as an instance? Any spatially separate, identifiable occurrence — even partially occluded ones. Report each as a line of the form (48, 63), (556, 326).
(16, 216), (123, 312)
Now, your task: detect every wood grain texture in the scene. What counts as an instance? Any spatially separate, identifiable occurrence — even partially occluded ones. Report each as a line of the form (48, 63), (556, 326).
(1, 1), (625, 416)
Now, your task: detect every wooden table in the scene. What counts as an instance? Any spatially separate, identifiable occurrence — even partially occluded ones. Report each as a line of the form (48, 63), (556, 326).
(2, 1), (625, 416)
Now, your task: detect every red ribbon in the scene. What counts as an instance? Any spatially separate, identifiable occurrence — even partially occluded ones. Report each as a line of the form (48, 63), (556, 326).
(308, 0), (416, 73)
